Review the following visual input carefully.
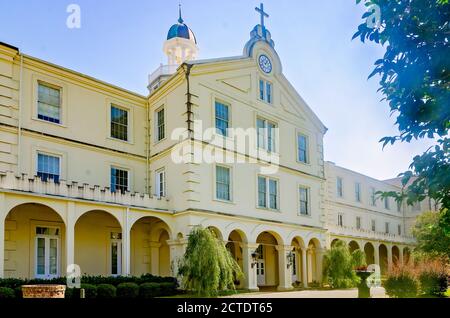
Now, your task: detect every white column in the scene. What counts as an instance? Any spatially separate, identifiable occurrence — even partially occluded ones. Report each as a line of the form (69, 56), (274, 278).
(374, 243), (380, 268)
(387, 245), (393, 270)
(0, 193), (5, 278)
(316, 248), (325, 285)
(276, 245), (293, 291)
(122, 208), (131, 276)
(65, 202), (76, 272)
(242, 243), (259, 291)
(301, 248), (308, 288)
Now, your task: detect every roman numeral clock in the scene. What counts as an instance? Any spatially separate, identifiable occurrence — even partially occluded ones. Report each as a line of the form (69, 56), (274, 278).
(258, 54), (272, 74)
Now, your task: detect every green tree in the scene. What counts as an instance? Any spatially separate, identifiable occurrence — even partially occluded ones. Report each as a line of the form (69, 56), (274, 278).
(353, 0), (450, 252)
(413, 211), (450, 258)
(322, 241), (366, 289)
(177, 227), (243, 297)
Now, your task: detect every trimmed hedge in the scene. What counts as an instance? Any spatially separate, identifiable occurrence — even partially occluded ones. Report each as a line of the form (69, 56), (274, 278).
(117, 283), (139, 298)
(0, 275), (178, 299)
(97, 284), (117, 299)
(0, 287), (15, 299)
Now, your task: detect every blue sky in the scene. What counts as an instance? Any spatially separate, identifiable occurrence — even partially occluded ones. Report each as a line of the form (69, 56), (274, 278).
(0, 0), (434, 180)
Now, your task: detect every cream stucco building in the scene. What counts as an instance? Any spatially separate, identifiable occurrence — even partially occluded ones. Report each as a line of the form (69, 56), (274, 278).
(0, 7), (433, 291)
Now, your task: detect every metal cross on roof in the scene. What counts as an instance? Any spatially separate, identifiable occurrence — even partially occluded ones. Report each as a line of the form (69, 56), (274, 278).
(255, 3), (269, 28)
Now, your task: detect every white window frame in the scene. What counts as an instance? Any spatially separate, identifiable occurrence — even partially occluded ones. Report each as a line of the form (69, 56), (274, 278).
(110, 166), (130, 193)
(37, 81), (62, 125)
(256, 117), (278, 153)
(110, 104), (130, 142)
(398, 224), (402, 236)
(385, 222), (390, 234)
(155, 168), (166, 198)
(214, 100), (231, 137)
(370, 187), (376, 206)
(155, 106), (166, 143)
(371, 219), (376, 232)
(384, 197), (390, 210)
(214, 164), (232, 202)
(34, 226), (61, 279)
(298, 186), (310, 216)
(257, 175), (279, 211)
(110, 232), (122, 276)
(297, 133), (309, 164)
(259, 78), (273, 104)
(36, 152), (61, 182)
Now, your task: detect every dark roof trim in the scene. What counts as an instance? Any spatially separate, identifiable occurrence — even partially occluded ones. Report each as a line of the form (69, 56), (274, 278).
(0, 41), (19, 51)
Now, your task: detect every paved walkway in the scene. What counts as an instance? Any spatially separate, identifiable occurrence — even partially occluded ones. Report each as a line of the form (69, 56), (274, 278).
(224, 287), (387, 298)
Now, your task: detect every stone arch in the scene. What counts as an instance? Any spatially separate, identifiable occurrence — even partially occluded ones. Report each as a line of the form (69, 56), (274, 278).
(331, 238), (344, 248)
(403, 247), (411, 265)
(364, 242), (375, 265)
(130, 216), (172, 277)
(290, 236), (306, 285)
(3, 203), (66, 279)
(392, 245), (400, 265)
(226, 230), (247, 288)
(306, 238), (322, 284)
(74, 210), (122, 276)
(379, 244), (388, 274)
(255, 231), (282, 288)
(348, 240), (360, 253)
(207, 226), (223, 240)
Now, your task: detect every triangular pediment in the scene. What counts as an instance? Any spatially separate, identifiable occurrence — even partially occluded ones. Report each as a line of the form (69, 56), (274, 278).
(218, 75), (251, 94)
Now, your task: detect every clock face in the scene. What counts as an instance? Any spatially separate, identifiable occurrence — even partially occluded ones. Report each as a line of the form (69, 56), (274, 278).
(259, 55), (272, 74)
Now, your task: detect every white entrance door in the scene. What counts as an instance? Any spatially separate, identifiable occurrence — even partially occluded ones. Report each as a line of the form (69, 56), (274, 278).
(35, 227), (60, 279)
(256, 245), (265, 286)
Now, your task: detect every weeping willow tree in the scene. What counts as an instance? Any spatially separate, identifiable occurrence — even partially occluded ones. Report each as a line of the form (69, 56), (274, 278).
(322, 240), (367, 289)
(178, 227), (243, 297)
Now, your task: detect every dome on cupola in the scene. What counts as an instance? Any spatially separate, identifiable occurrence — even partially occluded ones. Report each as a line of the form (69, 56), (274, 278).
(167, 7), (197, 44)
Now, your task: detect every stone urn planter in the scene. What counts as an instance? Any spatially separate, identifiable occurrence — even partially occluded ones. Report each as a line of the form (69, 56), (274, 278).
(355, 271), (372, 298)
(22, 285), (66, 299)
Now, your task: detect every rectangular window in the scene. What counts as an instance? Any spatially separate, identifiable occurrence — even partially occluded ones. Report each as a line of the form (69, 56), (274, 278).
(397, 201), (402, 213)
(259, 79), (273, 104)
(111, 167), (128, 193)
(370, 187), (376, 206)
(35, 227), (60, 279)
(38, 82), (61, 124)
(258, 176), (278, 210)
(297, 134), (308, 164)
(338, 214), (344, 227)
(355, 182), (361, 202)
(111, 106), (128, 141)
(215, 101), (229, 137)
(299, 187), (309, 215)
(257, 117), (277, 152)
(384, 197), (390, 210)
(156, 168), (166, 198)
(268, 179), (278, 210)
(385, 222), (390, 234)
(336, 177), (343, 198)
(216, 166), (231, 201)
(356, 216), (361, 230)
(258, 176), (267, 208)
(156, 108), (165, 141)
(371, 219), (376, 232)
(398, 224), (402, 236)
(37, 153), (60, 183)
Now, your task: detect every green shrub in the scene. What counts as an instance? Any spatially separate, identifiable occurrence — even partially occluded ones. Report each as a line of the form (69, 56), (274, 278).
(322, 241), (362, 289)
(159, 282), (177, 295)
(418, 258), (449, 297)
(384, 264), (419, 298)
(0, 287), (15, 299)
(97, 284), (117, 299)
(65, 287), (75, 299)
(74, 284), (98, 299)
(139, 283), (161, 298)
(117, 282), (139, 298)
(14, 286), (22, 299)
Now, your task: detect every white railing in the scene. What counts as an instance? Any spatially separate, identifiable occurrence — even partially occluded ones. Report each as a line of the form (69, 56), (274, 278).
(0, 171), (170, 211)
(148, 64), (178, 85)
(328, 224), (415, 244)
